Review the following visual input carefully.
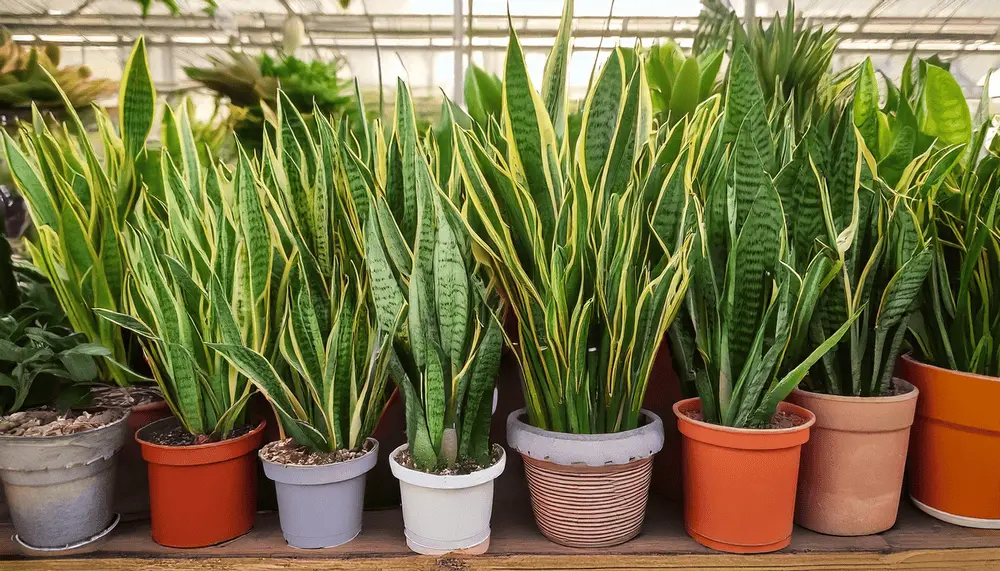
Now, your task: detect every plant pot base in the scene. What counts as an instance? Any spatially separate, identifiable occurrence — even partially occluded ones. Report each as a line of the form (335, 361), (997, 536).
(13, 513), (120, 554)
(686, 524), (790, 553)
(284, 529), (361, 550)
(405, 534), (491, 555)
(911, 496), (1000, 529)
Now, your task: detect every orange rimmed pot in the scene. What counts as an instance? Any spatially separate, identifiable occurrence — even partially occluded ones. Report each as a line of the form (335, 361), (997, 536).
(674, 397), (814, 553)
(137, 417), (266, 547)
(899, 354), (1000, 528)
(788, 379), (918, 535)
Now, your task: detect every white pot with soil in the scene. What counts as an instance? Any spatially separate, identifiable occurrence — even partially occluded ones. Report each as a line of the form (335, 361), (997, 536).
(260, 437), (380, 549)
(388, 443), (506, 555)
(0, 409), (129, 551)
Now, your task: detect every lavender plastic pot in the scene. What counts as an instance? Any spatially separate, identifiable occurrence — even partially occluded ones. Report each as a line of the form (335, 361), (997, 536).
(261, 438), (379, 549)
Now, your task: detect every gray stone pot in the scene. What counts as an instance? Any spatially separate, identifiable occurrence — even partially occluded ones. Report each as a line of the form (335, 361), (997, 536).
(0, 410), (130, 549)
(261, 437), (379, 549)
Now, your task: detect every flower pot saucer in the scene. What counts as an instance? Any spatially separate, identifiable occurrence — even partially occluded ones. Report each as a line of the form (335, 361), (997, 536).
(13, 513), (120, 556)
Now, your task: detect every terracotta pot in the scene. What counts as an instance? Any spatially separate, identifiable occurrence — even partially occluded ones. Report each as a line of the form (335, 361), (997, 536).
(137, 417), (265, 547)
(506, 408), (663, 548)
(115, 400), (172, 519)
(674, 397), (813, 553)
(899, 354), (1000, 528)
(789, 379), (918, 536)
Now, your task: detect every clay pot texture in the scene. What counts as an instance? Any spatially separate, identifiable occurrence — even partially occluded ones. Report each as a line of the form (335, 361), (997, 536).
(115, 399), (172, 519)
(789, 379), (918, 536)
(507, 408), (664, 548)
(675, 398), (814, 553)
(137, 417), (265, 547)
(899, 354), (1000, 527)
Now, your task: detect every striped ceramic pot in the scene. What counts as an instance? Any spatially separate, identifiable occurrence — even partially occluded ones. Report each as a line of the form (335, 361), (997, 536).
(506, 409), (664, 548)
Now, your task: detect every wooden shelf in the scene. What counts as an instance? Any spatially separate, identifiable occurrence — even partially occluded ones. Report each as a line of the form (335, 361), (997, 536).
(3, 492), (1000, 570)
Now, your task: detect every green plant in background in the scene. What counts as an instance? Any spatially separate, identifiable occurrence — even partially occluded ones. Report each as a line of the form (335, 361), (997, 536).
(0, 27), (114, 109)
(908, 75), (1000, 377)
(134, 0), (218, 17)
(0, 209), (107, 414)
(2, 38), (158, 387)
(778, 67), (962, 397)
(364, 80), (505, 471)
(453, 4), (691, 435)
(464, 64), (503, 131)
(645, 40), (723, 126)
(209, 93), (394, 453)
(669, 47), (858, 428)
(96, 106), (282, 438)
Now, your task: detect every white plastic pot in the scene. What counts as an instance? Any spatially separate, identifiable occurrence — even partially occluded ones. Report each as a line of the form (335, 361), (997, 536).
(388, 443), (506, 555)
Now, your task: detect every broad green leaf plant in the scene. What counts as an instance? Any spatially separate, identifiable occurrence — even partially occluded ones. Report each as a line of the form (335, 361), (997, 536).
(365, 81), (505, 471)
(2, 37), (157, 387)
(669, 47), (859, 428)
(453, 4), (691, 435)
(908, 74), (1000, 377)
(211, 93), (395, 453)
(645, 40), (724, 127)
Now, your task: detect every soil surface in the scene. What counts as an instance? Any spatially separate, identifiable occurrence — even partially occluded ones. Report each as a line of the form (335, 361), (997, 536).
(0, 409), (126, 437)
(682, 409), (808, 429)
(260, 438), (373, 466)
(145, 422), (255, 446)
(394, 444), (503, 476)
(90, 384), (163, 408)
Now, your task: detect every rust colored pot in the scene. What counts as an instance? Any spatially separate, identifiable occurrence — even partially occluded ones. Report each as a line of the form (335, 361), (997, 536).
(789, 379), (918, 536)
(115, 399), (172, 519)
(137, 417), (265, 547)
(899, 354), (1000, 527)
(675, 397), (814, 553)
(507, 408), (664, 548)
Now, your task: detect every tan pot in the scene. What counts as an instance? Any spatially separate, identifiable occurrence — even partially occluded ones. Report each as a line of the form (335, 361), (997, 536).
(789, 379), (918, 536)
(507, 408), (664, 548)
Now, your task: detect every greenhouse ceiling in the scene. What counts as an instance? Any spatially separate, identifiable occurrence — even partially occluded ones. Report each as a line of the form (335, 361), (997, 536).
(2, 0), (999, 99)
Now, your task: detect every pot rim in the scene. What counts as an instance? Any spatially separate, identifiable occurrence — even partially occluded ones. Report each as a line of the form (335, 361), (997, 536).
(901, 353), (1000, 384)
(0, 407), (131, 443)
(259, 436), (378, 470)
(388, 443), (506, 490)
(674, 398), (814, 450)
(791, 377), (918, 405)
(135, 416), (265, 451)
(130, 399), (169, 413)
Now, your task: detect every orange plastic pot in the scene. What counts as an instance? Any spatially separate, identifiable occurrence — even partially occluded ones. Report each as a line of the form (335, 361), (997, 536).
(899, 354), (1000, 527)
(674, 397), (814, 553)
(137, 417), (266, 547)
(116, 399), (173, 519)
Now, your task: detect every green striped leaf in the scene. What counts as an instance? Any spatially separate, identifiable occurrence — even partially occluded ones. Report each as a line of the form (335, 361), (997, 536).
(119, 37), (156, 160)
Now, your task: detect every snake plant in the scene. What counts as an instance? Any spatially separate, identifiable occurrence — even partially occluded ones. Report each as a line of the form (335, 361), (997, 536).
(453, 4), (691, 435)
(908, 74), (1000, 377)
(210, 93), (395, 453)
(777, 69), (963, 397)
(669, 47), (858, 428)
(96, 105), (281, 439)
(2, 38), (156, 387)
(645, 40), (723, 127)
(364, 80), (504, 471)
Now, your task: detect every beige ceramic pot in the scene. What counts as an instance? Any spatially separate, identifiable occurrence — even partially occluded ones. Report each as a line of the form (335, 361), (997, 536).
(789, 379), (918, 536)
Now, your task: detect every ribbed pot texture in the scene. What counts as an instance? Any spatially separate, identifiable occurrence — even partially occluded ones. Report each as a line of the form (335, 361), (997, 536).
(675, 398), (814, 554)
(899, 354), (1000, 528)
(789, 379), (918, 536)
(507, 408), (664, 548)
(521, 454), (654, 547)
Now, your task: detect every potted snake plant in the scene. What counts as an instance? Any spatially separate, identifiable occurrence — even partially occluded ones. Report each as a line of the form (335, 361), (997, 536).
(365, 80), (506, 556)
(1, 37), (173, 519)
(668, 46), (858, 554)
(780, 60), (962, 536)
(901, 64), (1000, 529)
(210, 95), (395, 549)
(454, 1), (690, 548)
(95, 119), (275, 546)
